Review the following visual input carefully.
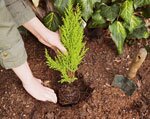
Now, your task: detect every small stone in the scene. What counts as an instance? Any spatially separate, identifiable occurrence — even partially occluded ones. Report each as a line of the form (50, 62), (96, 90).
(45, 112), (55, 119)
(106, 68), (110, 71)
(43, 80), (50, 87)
(26, 105), (30, 108)
(86, 108), (92, 114)
(127, 55), (130, 59)
(85, 72), (90, 78)
(105, 83), (111, 87)
(114, 58), (121, 63)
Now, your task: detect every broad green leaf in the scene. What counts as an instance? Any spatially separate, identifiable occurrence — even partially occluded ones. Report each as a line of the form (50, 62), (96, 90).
(120, 0), (134, 23)
(95, 2), (103, 10)
(54, 0), (76, 15)
(123, 18), (145, 30)
(128, 26), (150, 39)
(142, 6), (150, 18)
(109, 21), (127, 54)
(32, 0), (40, 7)
(88, 21), (108, 28)
(128, 15), (142, 33)
(78, 0), (93, 21)
(100, 4), (120, 22)
(134, 0), (150, 9)
(79, 0), (98, 21)
(43, 12), (62, 32)
(101, 0), (111, 3)
(112, 0), (117, 2)
(92, 0), (110, 5)
(112, 0), (126, 3)
(87, 10), (106, 28)
(91, 10), (106, 24)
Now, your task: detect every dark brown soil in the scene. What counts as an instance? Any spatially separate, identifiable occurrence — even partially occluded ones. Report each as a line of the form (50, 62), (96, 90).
(58, 83), (81, 106)
(0, 30), (150, 119)
(57, 74), (93, 106)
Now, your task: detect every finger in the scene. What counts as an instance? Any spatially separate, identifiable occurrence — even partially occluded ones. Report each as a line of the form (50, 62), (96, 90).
(56, 30), (59, 34)
(39, 39), (53, 48)
(45, 92), (57, 103)
(56, 43), (67, 55)
(36, 79), (43, 84)
(45, 87), (55, 93)
(46, 90), (57, 103)
(42, 40), (58, 54)
(50, 93), (57, 103)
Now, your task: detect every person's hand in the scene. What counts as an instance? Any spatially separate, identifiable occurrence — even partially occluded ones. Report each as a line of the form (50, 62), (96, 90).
(23, 77), (57, 103)
(23, 17), (67, 54)
(13, 62), (57, 103)
(39, 30), (67, 54)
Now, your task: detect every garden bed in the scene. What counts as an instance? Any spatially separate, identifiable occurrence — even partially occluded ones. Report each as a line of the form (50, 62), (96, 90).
(0, 31), (149, 119)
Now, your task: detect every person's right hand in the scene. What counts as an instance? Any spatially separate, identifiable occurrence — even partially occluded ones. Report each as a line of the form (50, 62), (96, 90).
(23, 17), (67, 54)
(23, 77), (57, 103)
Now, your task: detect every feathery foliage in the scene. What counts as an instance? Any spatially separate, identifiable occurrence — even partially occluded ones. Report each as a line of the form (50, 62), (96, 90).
(45, 2), (87, 84)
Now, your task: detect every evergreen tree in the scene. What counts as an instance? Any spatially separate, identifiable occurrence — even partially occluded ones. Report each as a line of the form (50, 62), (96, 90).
(45, 2), (87, 83)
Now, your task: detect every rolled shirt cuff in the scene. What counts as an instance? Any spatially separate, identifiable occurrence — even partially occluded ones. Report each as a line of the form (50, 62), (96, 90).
(0, 39), (27, 69)
(5, 0), (36, 27)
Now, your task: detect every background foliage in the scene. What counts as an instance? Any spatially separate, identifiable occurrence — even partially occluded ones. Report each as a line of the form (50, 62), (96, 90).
(44, 0), (150, 54)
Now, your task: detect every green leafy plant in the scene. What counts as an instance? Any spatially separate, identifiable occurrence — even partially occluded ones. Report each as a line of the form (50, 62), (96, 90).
(45, 2), (87, 84)
(43, 12), (62, 32)
(44, 0), (150, 55)
(85, 0), (150, 54)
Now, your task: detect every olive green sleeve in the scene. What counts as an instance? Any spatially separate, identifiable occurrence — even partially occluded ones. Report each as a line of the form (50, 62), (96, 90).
(5, 0), (36, 27)
(0, 0), (27, 69)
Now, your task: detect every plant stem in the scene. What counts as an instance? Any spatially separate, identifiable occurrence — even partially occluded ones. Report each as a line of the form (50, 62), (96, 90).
(67, 70), (75, 79)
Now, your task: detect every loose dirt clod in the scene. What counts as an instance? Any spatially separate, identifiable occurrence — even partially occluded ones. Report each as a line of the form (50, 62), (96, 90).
(58, 84), (80, 106)
(57, 73), (94, 106)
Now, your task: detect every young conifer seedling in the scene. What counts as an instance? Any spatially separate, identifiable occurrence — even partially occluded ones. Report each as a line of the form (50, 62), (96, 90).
(45, 2), (88, 105)
(45, 3), (87, 84)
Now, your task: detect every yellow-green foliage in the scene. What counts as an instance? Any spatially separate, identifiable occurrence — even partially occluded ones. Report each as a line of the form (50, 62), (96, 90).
(45, 3), (87, 84)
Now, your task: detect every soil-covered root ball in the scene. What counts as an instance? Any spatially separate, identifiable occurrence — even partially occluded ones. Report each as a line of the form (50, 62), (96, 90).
(58, 84), (80, 106)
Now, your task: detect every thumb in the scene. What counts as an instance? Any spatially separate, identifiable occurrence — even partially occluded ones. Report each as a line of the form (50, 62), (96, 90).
(45, 92), (57, 103)
(56, 43), (68, 55)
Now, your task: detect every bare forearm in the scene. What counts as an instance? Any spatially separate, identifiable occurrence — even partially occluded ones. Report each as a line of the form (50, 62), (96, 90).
(23, 17), (45, 39)
(23, 17), (53, 40)
(22, 17), (67, 54)
(12, 61), (57, 103)
(12, 62), (33, 84)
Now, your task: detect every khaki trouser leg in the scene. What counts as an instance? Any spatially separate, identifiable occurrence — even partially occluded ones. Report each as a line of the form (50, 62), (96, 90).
(0, 0), (27, 69)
